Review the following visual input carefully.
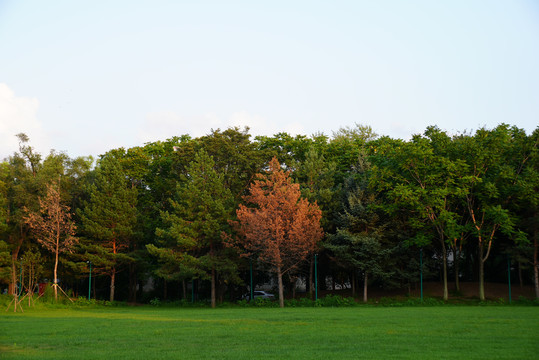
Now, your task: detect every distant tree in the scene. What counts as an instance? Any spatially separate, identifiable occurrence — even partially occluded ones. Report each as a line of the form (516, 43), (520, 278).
(254, 133), (315, 169)
(0, 174), (8, 236)
(455, 125), (528, 300)
(292, 147), (339, 296)
(20, 248), (43, 305)
(15, 133), (41, 177)
(0, 177), (9, 285)
(371, 130), (470, 300)
(199, 127), (268, 203)
(234, 157), (323, 307)
(132, 136), (193, 301)
(24, 181), (77, 300)
(518, 129), (538, 298)
(103, 146), (152, 302)
(495, 126), (538, 299)
(146, 243), (199, 300)
(332, 123), (378, 143)
(292, 147), (338, 230)
(2, 134), (41, 295)
(0, 241), (10, 285)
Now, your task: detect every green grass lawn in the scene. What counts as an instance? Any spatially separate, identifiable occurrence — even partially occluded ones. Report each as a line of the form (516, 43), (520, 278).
(1, 306), (537, 359)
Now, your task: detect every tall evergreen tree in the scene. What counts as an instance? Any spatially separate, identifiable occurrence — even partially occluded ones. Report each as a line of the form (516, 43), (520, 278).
(153, 149), (236, 307)
(325, 155), (391, 302)
(78, 155), (137, 302)
(292, 146), (338, 296)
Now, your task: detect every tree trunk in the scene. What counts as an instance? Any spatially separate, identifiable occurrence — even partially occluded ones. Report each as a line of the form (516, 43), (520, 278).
(454, 245), (460, 292)
(442, 242), (448, 301)
(219, 281), (224, 304)
(182, 280), (187, 300)
(163, 279), (167, 300)
(277, 265), (284, 308)
(290, 276), (297, 299)
(351, 272), (356, 298)
(210, 242), (216, 308)
(518, 262), (523, 289)
(211, 266), (216, 308)
(534, 230), (538, 299)
(111, 240), (117, 302)
(363, 272), (368, 303)
(479, 241), (485, 301)
(9, 235), (23, 296)
(110, 267), (116, 302)
(128, 263), (137, 303)
(53, 245), (59, 301)
(28, 262), (34, 306)
(10, 250), (19, 296)
(308, 258), (314, 299)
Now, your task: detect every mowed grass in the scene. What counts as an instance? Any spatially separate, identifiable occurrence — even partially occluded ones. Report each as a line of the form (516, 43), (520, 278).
(1, 306), (537, 359)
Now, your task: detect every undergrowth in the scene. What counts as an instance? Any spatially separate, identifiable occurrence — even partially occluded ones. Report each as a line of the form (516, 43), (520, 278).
(2, 293), (538, 310)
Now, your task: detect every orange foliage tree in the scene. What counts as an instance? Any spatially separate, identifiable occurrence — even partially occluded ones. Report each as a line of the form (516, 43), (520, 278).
(235, 157), (323, 307)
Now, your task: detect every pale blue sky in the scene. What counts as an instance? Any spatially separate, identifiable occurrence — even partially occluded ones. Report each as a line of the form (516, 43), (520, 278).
(1, 0), (538, 159)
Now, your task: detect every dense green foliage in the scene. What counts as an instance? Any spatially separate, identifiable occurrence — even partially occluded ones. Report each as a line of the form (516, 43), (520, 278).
(0, 124), (537, 305)
(1, 306), (538, 359)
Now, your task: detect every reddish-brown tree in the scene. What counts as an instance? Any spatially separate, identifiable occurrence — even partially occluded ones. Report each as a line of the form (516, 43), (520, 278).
(235, 157), (323, 307)
(24, 181), (77, 300)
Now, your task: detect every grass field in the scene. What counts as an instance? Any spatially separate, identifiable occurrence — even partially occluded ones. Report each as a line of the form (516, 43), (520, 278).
(1, 306), (538, 359)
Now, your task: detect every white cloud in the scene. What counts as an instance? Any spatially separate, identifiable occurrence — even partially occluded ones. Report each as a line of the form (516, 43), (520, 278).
(0, 83), (49, 160)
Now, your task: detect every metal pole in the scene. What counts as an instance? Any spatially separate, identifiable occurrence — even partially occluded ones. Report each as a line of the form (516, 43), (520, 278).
(315, 254), (318, 301)
(19, 260), (23, 295)
(88, 262), (92, 300)
(420, 248), (423, 302)
(508, 256), (512, 304)
(250, 258), (254, 301)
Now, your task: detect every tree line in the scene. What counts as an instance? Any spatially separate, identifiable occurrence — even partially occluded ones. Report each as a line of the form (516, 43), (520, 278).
(1, 124), (537, 307)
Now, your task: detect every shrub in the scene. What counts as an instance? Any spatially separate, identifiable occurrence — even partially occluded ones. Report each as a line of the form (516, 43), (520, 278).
(377, 296), (445, 307)
(315, 294), (357, 307)
(236, 299), (249, 307)
(284, 297), (316, 307)
(514, 296), (539, 306)
(253, 297), (278, 307)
